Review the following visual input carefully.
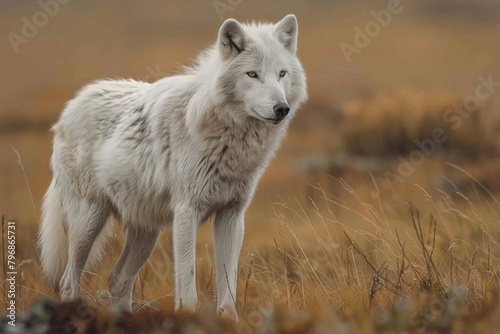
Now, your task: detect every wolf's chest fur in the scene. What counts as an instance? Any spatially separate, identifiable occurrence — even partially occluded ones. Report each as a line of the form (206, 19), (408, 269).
(175, 116), (280, 216)
(196, 117), (275, 180)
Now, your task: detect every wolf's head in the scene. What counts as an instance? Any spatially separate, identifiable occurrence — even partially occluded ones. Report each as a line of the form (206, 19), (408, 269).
(215, 14), (307, 125)
(185, 15), (307, 134)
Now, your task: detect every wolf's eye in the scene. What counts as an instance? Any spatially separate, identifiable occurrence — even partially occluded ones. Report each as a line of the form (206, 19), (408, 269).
(247, 71), (258, 78)
(279, 70), (287, 77)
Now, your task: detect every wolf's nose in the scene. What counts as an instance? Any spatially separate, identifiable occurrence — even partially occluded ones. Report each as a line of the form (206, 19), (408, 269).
(273, 103), (290, 118)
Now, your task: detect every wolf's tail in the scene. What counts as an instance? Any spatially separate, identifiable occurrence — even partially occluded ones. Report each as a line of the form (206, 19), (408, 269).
(38, 180), (68, 293)
(38, 179), (113, 294)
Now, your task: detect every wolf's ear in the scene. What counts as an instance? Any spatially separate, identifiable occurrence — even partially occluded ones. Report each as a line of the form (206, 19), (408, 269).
(275, 14), (298, 54)
(218, 18), (248, 59)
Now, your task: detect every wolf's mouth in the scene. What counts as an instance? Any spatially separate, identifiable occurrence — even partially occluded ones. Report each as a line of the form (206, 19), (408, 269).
(251, 109), (284, 125)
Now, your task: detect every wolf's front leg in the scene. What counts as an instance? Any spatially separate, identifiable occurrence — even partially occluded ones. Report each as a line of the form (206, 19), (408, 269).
(173, 205), (200, 312)
(213, 206), (245, 321)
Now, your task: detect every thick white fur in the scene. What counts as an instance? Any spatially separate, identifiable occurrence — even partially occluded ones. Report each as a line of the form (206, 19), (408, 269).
(38, 14), (307, 320)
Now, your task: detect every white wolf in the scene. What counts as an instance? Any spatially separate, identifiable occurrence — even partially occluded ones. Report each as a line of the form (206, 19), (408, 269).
(38, 14), (307, 319)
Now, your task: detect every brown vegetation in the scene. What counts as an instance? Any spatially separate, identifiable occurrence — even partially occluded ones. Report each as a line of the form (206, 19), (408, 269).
(342, 86), (498, 159)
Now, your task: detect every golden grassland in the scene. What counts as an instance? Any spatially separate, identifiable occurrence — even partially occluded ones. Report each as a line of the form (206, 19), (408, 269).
(2, 173), (500, 333)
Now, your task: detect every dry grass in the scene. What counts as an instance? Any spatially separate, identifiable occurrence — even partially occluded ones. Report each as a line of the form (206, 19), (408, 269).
(2, 173), (500, 333)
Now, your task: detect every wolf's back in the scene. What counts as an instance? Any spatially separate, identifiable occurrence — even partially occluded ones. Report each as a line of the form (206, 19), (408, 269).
(53, 79), (148, 142)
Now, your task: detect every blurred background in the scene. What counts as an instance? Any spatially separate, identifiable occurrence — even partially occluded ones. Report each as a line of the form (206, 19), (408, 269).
(1, 0), (500, 312)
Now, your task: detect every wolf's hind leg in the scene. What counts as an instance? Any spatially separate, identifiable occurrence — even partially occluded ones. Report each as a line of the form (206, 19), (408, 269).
(59, 200), (109, 301)
(108, 227), (160, 311)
